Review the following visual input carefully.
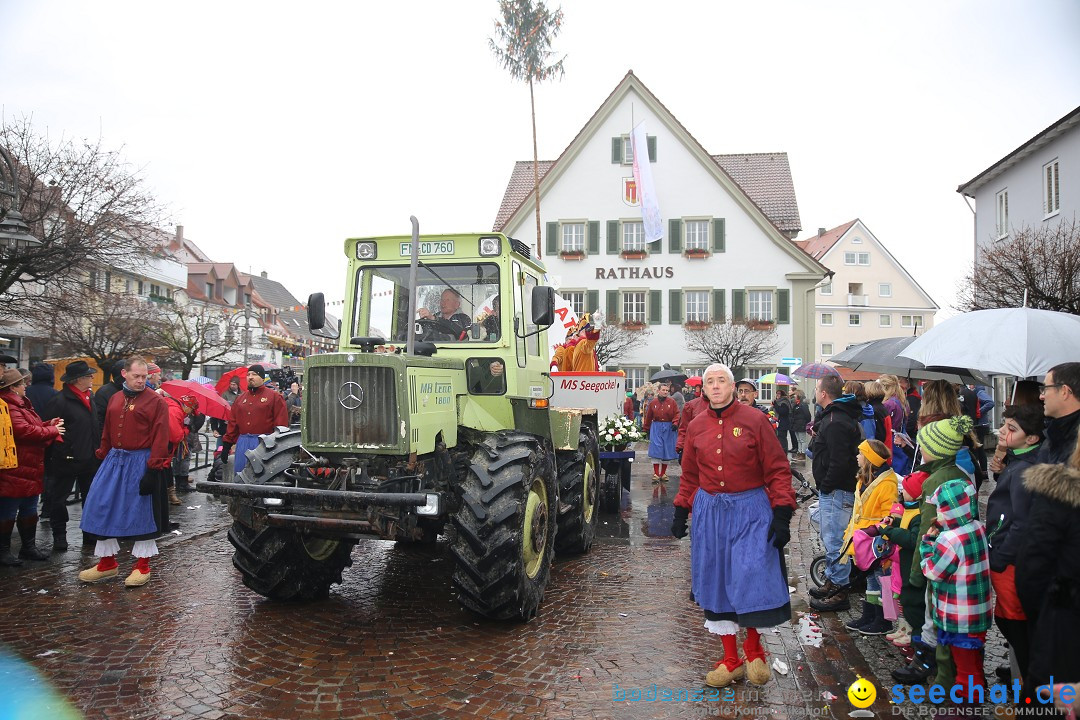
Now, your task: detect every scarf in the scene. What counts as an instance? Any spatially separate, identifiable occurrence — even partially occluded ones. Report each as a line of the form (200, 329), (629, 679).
(66, 383), (91, 412)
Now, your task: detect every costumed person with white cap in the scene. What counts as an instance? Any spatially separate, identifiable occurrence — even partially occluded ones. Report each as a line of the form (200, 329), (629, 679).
(671, 363), (795, 688)
(78, 356), (171, 586)
(219, 365), (289, 478)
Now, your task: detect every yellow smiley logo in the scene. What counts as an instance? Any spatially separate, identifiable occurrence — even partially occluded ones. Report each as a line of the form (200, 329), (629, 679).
(733, 427), (742, 437)
(847, 676), (876, 708)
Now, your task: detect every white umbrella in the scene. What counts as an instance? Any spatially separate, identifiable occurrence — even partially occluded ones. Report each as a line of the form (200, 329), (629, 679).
(898, 307), (1080, 378)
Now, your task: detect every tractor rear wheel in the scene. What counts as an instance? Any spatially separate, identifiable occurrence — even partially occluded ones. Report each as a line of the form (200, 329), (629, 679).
(555, 425), (599, 555)
(450, 431), (556, 621)
(226, 429), (356, 600)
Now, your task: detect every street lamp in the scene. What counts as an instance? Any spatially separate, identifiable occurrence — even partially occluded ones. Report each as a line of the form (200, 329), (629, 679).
(0, 145), (41, 255)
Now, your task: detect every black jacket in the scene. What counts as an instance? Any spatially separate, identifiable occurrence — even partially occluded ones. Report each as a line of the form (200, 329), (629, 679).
(985, 447), (1040, 571)
(42, 385), (101, 473)
(773, 397), (791, 431)
(791, 401), (812, 431)
(1036, 409), (1080, 466)
(810, 395), (862, 494)
(93, 380), (123, 445)
(25, 364), (58, 418)
(1016, 461), (1080, 688)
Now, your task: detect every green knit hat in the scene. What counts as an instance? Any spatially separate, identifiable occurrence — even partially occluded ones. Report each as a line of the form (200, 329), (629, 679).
(917, 415), (974, 459)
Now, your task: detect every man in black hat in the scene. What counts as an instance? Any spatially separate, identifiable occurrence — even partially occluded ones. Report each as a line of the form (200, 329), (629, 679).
(42, 361), (101, 551)
(220, 365), (288, 477)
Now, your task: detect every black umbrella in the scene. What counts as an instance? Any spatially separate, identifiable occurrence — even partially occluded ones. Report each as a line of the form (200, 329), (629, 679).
(650, 364), (687, 384)
(830, 336), (989, 385)
(0, 354), (15, 365)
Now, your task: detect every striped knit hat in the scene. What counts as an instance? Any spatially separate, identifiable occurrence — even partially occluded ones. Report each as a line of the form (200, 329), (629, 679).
(917, 415), (973, 460)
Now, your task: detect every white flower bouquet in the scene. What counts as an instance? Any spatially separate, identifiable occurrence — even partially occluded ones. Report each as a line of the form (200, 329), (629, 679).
(597, 413), (644, 451)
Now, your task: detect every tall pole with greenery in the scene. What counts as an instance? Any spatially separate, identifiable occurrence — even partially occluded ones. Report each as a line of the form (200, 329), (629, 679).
(490, 0), (566, 258)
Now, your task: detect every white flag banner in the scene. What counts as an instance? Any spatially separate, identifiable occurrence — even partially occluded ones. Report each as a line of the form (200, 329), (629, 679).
(631, 122), (663, 244)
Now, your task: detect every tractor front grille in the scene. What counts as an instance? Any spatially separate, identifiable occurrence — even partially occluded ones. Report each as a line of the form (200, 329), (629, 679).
(306, 365), (399, 447)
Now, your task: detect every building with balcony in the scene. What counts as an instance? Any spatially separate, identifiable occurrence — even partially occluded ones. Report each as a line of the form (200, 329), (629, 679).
(795, 220), (938, 361)
(494, 70), (828, 395)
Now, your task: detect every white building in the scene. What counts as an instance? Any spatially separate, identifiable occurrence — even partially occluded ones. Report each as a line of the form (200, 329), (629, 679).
(959, 105), (1080, 264)
(795, 219), (938, 361)
(494, 71), (828, 393)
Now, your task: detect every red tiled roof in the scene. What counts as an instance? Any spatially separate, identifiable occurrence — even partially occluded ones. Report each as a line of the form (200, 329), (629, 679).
(793, 220), (858, 260)
(493, 161), (556, 233)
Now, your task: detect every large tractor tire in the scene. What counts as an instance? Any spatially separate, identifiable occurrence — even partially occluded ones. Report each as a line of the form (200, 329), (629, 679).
(555, 425), (599, 555)
(226, 429), (356, 600)
(450, 431), (556, 621)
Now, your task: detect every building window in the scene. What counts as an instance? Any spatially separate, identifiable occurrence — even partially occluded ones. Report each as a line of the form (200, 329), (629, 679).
(685, 290), (709, 323)
(746, 368), (774, 402)
(622, 136), (634, 165)
(996, 189), (1009, 238)
(880, 314), (892, 327)
(685, 220), (709, 250)
(821, 343), (834, 357)
(623, 221), (645, 251)
(747, 290), (773, 322)
(849, 313), (862, 327)
(851, 236), (863, 244)
(622, 291), (646, 324)
(847, 252), (870, 265)
(684, 367), (705, 378)
(878, 283), (892, 297)
(1044, 159), (1060, 216)
(205, 282), (214, 298)
(561, 223), (584, 253)
(562, 291), (585, 316)
(623, 366), (646, 393)
(844, 252), (856, 265)
(858, 252), (869, 265)
(820, 312), (833, 326)
(820, 282), (833, 296)
(902, 314), (924, 328)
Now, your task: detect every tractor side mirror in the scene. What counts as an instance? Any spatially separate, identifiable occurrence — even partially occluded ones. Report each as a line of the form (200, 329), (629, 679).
(307, 293), (325, 331)
(531, 286), (555, 328)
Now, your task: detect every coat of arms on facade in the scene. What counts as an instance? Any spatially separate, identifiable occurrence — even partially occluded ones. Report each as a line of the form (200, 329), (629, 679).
(623, 177), (639, 206)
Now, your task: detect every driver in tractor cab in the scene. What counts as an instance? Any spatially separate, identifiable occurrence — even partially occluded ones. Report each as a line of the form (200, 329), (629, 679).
(418, 289), (472, 341)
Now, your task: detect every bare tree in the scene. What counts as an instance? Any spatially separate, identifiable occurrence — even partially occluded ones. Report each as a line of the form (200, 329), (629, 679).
(39, 286), (162, 370)
(0, 116), (166, 319)
(490, 0), (566, 258)
(683, 322), (781, 372)
(152, 297), (244, 379)
(595, 323), (652, 366)
(957, 219), (1080, 314)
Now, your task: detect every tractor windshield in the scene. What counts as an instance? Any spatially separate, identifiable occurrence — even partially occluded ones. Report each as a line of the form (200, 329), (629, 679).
(355, 263), (501, 343)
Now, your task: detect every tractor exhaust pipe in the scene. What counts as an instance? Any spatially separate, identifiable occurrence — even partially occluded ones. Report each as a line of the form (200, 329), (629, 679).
(406, 215), (420, 356)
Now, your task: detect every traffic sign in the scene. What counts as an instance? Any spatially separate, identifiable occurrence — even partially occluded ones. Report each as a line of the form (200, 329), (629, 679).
(781, 357), (803, 367)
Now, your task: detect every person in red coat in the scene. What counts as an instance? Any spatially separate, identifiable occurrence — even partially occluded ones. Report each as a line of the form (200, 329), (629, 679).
(643, 383), (680, 485)
(78, 357), (171, 587)
(676, 394), (708, 459)
(220, 365), (288, 477)
(671, 363), (796, 689)
(0, 369), (64, 565)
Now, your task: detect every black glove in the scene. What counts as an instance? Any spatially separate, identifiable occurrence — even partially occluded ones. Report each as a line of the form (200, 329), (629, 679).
(139, 468), (159, 496)
(671, 506), (690, 539)
(210, 456), (225, 482)
(767, 505), (794, 549)
(220, 441), (233, 458)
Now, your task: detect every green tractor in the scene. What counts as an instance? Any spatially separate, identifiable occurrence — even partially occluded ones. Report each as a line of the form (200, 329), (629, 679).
(198, 223), (602, 620)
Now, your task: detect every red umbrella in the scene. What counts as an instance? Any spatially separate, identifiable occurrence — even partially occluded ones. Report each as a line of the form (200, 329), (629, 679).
(684, 376), (703, 387)
(214, 367), (249, 395)
(162, 380), (232, 421)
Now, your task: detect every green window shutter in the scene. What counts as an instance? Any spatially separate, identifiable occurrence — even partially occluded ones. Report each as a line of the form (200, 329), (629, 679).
(713, 218), (726, 252)
(712, 289), (725, 323)
(668, 219), (682, 253)
(647, 135), (657, 162)
(669, 289), (682, 324)
(649, 289), (662, 325)
(587, 290), (599, 315)
(607, 220), (619, 254)
(777, 289), (790, 324)
(587, 221), (600, 255)
(606, 290), (619, 322)
(546, 222), (558, 256)
(611, 137), (622, 164)
(732, 289), (746, 322)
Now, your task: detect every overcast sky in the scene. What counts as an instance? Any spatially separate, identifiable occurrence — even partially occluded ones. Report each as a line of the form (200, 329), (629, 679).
(3, 1), (1078, 315)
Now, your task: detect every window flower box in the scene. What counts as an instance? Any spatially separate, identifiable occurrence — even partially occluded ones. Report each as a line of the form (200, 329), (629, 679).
(746, 319), (775, 331)
(620, 250), (647, 260)
(684, 321), (710, 331)
(683, 248), (710, 259)
(622, 321), (647, 330)
(559, 250), (586, 260)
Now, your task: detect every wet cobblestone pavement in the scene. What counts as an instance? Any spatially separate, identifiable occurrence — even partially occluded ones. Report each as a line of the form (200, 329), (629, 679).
(0, 455), (1011, 719)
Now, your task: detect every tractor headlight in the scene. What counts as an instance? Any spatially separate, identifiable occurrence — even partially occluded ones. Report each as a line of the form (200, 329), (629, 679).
(416, 493), (440, 516)
(355, 242), (377, 260)
(478, 236), (501, 257)
(263, 497), (283, 507)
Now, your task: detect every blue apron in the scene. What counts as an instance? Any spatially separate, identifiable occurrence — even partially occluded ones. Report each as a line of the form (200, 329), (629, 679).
(81, 448), (158, 538)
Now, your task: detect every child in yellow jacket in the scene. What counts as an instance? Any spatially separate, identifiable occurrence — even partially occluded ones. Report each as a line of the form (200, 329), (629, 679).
(841, 439), (899, 635)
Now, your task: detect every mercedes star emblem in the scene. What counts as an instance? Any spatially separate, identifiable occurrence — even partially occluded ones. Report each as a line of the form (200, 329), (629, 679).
(337, 381), (364, 410)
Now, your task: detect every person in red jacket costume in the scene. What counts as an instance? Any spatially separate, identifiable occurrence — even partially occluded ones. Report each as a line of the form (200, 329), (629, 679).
(676, 393), (708, 459)
(220, 365), (288, 477)
(0, 369), (64, 565)
(671, 363), (796, 689)
(78, 357), (171, 587)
